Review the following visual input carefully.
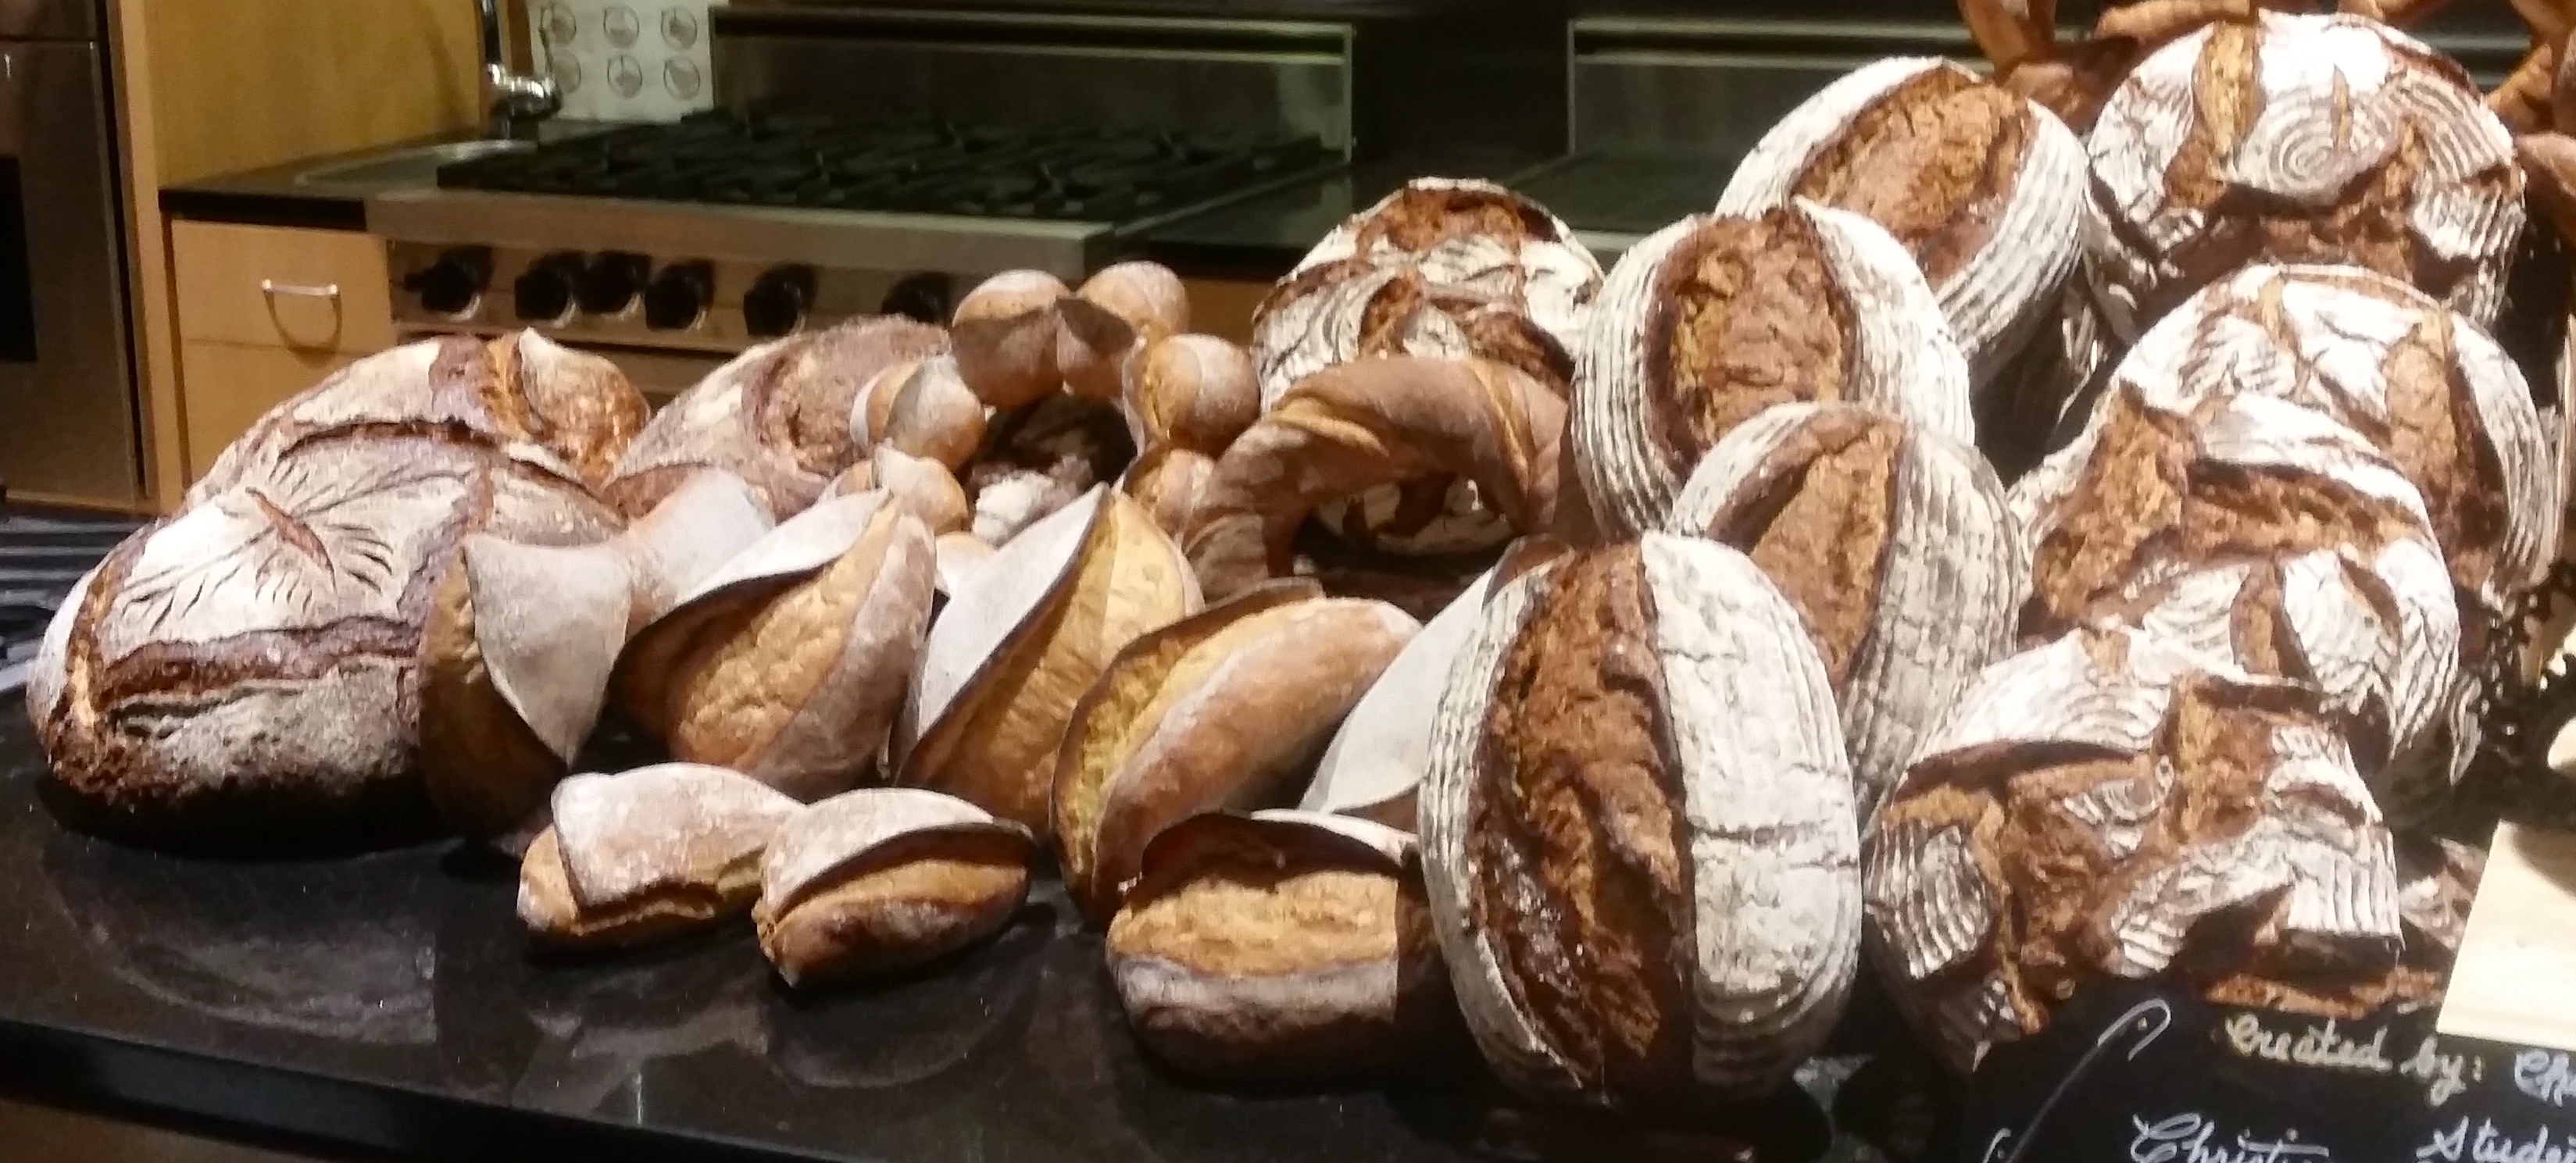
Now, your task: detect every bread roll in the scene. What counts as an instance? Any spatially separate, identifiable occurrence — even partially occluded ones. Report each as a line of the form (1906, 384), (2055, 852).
(827, 447), (970, 537)
(1420, 536), (1860, 1108)
(2082, 13), (2521, 340)
(602, 316), (948, 520)
(422, 469), (776, 843)
(950, 271), (1070, 409)
(612, 491), (937, 801)
(755, 787), (1033, 986)
(519, 763), (802, 949)
(1716, 57), (2085, 388)
(1059, 262), (1189, 401)
(1570, 202), (1974, 538)
(899, 487), (1199, 834)
(877, 355), (988, 472)
(1866, 629), (2408, 1072)
(38, 334), (642, 849)
(1053, 581), (1418, 922)
(1124, 334), (1258, 455)
(1663, 402), (2020, 822)
(1182, 356), (1563, 604)
(1119, 446), (1216, 541)
(1107, 809), (1445, 1081)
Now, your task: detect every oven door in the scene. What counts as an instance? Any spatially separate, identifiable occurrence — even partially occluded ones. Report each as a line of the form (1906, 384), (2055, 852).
(0, 38), (138, 505)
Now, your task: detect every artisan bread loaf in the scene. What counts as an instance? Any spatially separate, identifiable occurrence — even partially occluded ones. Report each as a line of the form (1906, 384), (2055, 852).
(1181, 355), (1563, 604)
(1123, 334), (1258, 455)
(1717, 57), (2086, 388)
(2081, 13), (2521, 342)
(755, 787), (1033, 986)
(612, 491), (938, 801)
(602, 316), (948, 520)
(1108, 809), (1446, 1081)
(1052, 581), (1418, 922)
(949, 271), (1071, 409)
(2018, 263), (2555, 622)
(38, 334), (644, 849)
(518, 763), (802, 949)
(1570, 202), (1974, 538)
(1058, 261), (1190, 401)
(1663, 402), (2020, 822)
(899, 486), (1199, 834)
(1420, 535), (1859, 1108)
(1866, 629), (2410, 1072)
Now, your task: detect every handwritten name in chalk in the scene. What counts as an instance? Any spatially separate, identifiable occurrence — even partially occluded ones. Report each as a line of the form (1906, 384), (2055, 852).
(2517, 1052), (2576, 1109)
(2416, 1118), (2576, 1163)
(2222, 1014), (2397, 1075)
(2130, 1114), (2335, 1163)
(2404, 1037), (2480, 1108)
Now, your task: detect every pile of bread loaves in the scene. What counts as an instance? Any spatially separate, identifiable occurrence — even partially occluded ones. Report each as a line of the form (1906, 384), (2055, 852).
(27, 4), (2576, 1120)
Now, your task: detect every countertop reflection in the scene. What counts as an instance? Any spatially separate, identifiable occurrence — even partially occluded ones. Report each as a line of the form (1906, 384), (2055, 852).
(0, 713), (1946, 1162)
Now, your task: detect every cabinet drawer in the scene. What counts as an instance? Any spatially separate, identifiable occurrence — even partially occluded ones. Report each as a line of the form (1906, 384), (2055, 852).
(179, 341), (354, 481)
(171, 221), (395, 353)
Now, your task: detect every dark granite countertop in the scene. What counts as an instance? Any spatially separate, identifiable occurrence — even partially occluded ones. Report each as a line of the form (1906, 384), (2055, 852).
(0, 708), (1954, 1163)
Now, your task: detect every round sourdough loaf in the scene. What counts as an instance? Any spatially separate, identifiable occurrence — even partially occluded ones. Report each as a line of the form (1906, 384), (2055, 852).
(1717, 57), (2085, 390)
(1419, 534), (1859, 1109)
(1570, 202), (1974, 539)
(1663, 402), (2020, 823)
(1865, 629), (2413, 1072)
(2081, 13), (2522, 342)
(36, 334), (645, 850)
(601, 315), (949, 520)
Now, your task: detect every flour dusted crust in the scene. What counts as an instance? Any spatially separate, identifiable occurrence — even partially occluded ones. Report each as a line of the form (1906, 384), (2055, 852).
(1123, 334), (1259, 455)
(1865, 629), (2409, 1072)
(2020, 263), (2553, 615)
(1304, 569), (1504, 829)
(1252, 178), (1601, 408)
(753, 787), (1034, 986)
(518, 763), (802, 949)
(898, 487), (1200, 835)
(1419, 536), (1858, 1108)
(1182, 356), (1564, 604)
(1106, 809), (1444, 1080)
(1572, 202), (1975, 538)
(602, 316), (949, 520)
(1051, 581), (1417, 922)
(1664, 403), (2020, 823)
(39, 334), (643, 848)
(609, 491), (938, 802)
(2082, 14), (2523, 342)
(1717, 57), (2085, 389)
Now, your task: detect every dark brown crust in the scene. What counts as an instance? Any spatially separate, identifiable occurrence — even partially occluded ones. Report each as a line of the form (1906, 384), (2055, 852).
(1352, 186), (1560, 259)
(1695, 409), (1903, 689)
(1468, 544), (1695, 1106)
(1792, 66), (2034, 287)
(1644, 212), (1858, 484)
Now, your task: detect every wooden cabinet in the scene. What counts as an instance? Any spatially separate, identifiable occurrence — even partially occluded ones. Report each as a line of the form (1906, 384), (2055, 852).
(168, 221), (392, 481)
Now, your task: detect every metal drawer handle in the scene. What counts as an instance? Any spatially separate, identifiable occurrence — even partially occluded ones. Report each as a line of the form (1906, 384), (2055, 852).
(259, 280), (341, 300)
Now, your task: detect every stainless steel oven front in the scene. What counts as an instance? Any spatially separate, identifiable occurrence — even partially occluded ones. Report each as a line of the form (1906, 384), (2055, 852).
(0, 0), (138, 507)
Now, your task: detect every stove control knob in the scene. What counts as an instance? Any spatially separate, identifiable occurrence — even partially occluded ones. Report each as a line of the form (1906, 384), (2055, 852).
(513, 252), (585, 323)
(645, 260), (715, 331)
(743, 266), (816, 338)
(580, 252), (652, 316)
(405, 247), (491, 317)
(879, 272), (955, 326)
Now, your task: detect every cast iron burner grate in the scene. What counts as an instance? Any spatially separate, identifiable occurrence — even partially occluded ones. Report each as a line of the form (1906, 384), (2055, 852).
(437, 110), (1333, 223)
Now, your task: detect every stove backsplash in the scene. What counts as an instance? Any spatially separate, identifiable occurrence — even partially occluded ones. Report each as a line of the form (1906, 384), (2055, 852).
(710, 1), (1567, 162)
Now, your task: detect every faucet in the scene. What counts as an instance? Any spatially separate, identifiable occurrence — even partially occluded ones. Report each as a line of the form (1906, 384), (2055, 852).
(481, 0), (563, 139)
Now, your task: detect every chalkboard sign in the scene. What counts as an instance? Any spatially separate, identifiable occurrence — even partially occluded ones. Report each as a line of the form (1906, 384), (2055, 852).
(1960, 981), (2576, 1162)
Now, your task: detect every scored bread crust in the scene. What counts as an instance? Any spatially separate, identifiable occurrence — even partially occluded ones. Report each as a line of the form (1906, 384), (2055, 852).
(1571, 202), (1974, 539)
(1716, 57), (2086, 389)
(1663, 402), (2020, 825)
(1419, 535), (1857, 1108)
(2081, 13), (2522, 342)
(1865, 629), (2406, 1072)
(40, 334), (641, 848)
